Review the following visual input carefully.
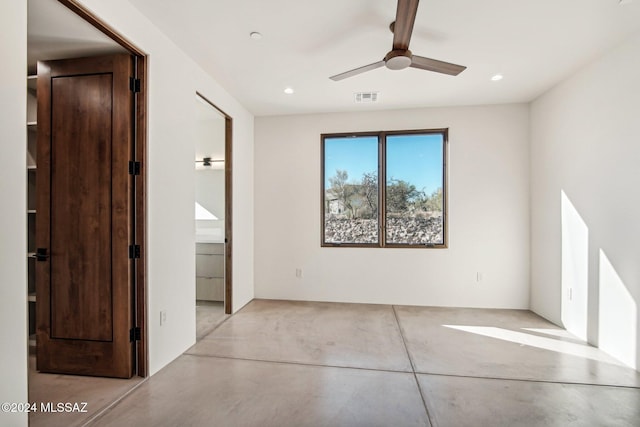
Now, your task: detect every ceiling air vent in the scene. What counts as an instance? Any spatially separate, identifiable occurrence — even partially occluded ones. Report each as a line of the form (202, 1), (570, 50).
(354, 91), (380, 104)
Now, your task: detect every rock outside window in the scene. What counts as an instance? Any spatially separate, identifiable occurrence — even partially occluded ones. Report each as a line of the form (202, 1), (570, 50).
(321, 129), (447, 248)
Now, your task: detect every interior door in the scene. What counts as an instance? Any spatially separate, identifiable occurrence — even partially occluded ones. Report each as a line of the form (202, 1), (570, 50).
(36, 54), (135, 378)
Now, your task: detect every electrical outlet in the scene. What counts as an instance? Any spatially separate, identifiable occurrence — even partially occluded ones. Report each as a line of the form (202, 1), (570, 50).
(160, 310), (167, 326)
(295, 268), (303, 278)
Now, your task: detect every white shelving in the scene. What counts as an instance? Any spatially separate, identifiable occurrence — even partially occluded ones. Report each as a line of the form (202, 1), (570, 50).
(27, 74), (37, 350)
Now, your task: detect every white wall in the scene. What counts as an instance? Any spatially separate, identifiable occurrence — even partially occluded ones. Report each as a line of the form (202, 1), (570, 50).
(531, 32), (640, 370)
(255, 104), (530, 308)
(0, 2), (29, 426)
(195, 101), (226, 239)
(196, 169), (225, 237)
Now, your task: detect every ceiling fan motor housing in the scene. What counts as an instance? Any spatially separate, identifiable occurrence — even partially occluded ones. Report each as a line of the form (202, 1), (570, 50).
(328, 0), (466, 81)
(385, 49), (413, 70)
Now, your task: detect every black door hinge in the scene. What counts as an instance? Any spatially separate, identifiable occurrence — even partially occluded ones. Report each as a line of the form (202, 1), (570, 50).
(129, 244), (141, 259)
(35, 248), (50, 262)
(129, 77), (141, 93)
(129, 327), (141, 342)
(129, 161), (141, 176)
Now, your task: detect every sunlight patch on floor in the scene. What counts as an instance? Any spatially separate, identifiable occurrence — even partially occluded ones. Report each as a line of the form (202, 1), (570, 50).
(443, 325), (625, 366)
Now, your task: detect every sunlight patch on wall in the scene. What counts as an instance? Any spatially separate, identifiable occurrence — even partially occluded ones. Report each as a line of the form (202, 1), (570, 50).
(598, 249), (637, 369)
(561, 190), (589, 340)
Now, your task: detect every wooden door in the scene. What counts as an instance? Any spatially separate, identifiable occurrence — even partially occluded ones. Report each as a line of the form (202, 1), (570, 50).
(36, 54), (135, 378)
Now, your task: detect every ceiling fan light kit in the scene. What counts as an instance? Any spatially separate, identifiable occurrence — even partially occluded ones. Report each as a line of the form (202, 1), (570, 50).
(385, 50), (413, 70)
(330, 0), (467, 81)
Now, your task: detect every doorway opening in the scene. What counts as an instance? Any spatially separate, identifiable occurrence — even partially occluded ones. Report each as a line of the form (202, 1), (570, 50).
(194, 93), (233, 339)
(27, 0), (147, 423)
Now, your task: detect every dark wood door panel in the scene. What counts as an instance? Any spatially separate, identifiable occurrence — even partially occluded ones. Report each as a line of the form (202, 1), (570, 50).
(50, 74), (113, 342)
(36, 54), (134, 378)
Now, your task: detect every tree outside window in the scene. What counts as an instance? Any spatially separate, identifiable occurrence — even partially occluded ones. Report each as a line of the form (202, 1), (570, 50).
(321, 129), (447, 248)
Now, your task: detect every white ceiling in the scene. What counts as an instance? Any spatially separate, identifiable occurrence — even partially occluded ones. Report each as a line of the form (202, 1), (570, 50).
(27, 0), (126, 72)
(28, 0), (640, 116)
(128, 0), (640, 117)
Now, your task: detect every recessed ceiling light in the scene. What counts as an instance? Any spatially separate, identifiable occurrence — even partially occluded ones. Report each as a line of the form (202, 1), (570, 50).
(249, 32), (262, 40)
(284, 87), (294, 95)
(491, 74), (504, 82)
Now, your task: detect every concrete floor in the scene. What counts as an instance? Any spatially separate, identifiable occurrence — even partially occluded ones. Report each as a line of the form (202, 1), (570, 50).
(196, 300), (228, 340)
(27, 300), (227, 427)
(28, 356), (142, 427)
(87, 299), (640, 426)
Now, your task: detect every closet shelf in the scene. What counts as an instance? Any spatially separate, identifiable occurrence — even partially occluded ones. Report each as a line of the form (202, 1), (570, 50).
(27, 72), (38, 355)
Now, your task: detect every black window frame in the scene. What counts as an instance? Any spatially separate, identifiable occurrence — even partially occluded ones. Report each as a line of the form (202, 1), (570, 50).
(321, 128), (448, 249)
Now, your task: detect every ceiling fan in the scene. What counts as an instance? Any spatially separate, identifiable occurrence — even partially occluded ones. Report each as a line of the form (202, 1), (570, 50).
(330, 0), (466, 81)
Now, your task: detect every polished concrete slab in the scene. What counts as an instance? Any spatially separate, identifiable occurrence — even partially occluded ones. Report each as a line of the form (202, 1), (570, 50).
(196, 300), (228, 340)
(90, 355), (430, 427)
(188, 299), (413, 371)
(419, 374), (640, 427)
(26, 299), (220, 427)
(395, 305), (640, 387)
(86, 300), (640, 426)
(28, 356), (142, 427)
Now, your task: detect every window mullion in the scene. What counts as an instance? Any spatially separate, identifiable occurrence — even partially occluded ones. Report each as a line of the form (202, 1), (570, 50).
(379, 133), (386, 248)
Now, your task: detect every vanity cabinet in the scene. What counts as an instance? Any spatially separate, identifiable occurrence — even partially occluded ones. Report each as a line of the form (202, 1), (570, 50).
(195, 243), (224, 301)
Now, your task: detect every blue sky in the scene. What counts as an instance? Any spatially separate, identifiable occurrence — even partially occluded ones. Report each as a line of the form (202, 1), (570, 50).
(324, 133), (444, 194)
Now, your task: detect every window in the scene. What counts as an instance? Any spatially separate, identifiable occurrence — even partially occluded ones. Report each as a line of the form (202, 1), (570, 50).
(321, 129), (447, 248)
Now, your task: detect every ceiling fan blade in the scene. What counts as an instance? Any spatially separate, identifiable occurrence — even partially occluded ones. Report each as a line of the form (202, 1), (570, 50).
(410, 55), (467, 76)
(392, 0), (419, 51)
(329, 60), (385, 81)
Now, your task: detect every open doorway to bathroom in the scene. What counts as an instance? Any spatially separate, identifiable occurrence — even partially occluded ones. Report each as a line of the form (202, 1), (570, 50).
(195, 93), (232, 340)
